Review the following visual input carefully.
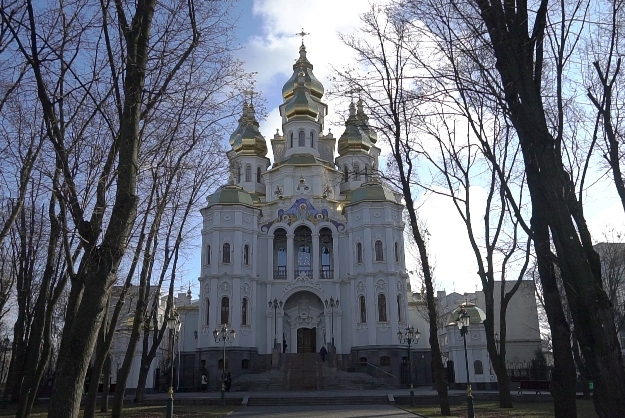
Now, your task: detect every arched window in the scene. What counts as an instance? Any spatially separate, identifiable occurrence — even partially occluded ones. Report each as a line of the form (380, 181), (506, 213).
(378, 294), (388, 322)
(353, 163), (360, 180)
(277, 247), (287, 269)
(243, 244), (250, 265)
(256, 167), (262, 183)
(222, 243), (231, 263)
(375, 240), (384, 261)
(397, 295), (402, 322)
(245, 165), (252, 182)
(364, 165), (369, 182)
(474, 360), (484, 375)
(289, 131), (293, 148)
(205, 298), (210, 325)
(356, 242), (363, 264)
(394, 242), (400, 262)
(298, 130), (305, 146)
(206, 245), (211, 265)
(220, 297), (230, 324)
(241, 298), (248, 325)
(321, 247), (331, 269)
(343, 165), (349, 182)
(237, 166), (241, 184)
(310, 131), (315, 147)
(298, 244), (311, 270)
(359, 295), (367, 323)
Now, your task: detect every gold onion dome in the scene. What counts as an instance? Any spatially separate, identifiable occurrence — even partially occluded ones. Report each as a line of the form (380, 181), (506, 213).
(337, 100), (377, 155)
(283, 69), (319, 119)
(228, 102), (267, 157)
(282, 44), (325, 100)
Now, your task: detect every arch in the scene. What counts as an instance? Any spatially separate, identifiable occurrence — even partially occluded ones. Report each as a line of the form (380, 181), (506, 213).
(282, 285), (327, 305)
(374, 240), (384, 261)
(220, 296), (230, 324)
(377, 294), (388, 322)
(298, 130), (305, 146)
(245, 164), (252, 182)
(256, 166), (262, 183)
(222, 243), (231, 263)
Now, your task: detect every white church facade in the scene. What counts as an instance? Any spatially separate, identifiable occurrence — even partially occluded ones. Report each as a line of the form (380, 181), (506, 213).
(195, 43), (417, 387)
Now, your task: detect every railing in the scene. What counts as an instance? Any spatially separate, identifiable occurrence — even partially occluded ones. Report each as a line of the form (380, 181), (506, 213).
(294, 269), (312, 278)
(363, 362), (397, 379)
(273, 270), (287, 280)
(320, 270), (334, 279)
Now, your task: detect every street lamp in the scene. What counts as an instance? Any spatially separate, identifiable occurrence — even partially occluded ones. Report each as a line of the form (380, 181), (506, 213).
(166, 309), (181, 418)
(457, 307), (474, 418)
(269, 299), (282, 349)
(213, 324), (236, 406)
(397, 325), (421, 406)
(324, 297), (340, 348)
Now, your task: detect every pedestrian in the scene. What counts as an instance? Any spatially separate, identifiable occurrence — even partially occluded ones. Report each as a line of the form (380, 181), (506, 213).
(225, 372), (232, 392)
(200, 359), (209, 392)
(320, 345), (327, 362)
(201, 374), (208, 392)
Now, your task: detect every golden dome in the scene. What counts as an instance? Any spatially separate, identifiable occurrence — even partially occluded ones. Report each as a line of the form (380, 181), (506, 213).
(229, 102), (268, 157)
(283, 70), (319, 119)
(337, 100), (377, 155)
(282, 44), (325, 100)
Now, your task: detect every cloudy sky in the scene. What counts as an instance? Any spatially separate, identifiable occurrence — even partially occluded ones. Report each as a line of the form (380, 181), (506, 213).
(184, 0), (625, 296)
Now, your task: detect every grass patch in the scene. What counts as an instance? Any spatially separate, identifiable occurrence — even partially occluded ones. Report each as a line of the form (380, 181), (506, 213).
(403, 400), (599, 417)
(0, 404), (238, 417)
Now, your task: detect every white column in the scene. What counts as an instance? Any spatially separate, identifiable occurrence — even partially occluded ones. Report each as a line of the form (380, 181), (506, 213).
(366, 275), (376, 345)
(287, 234), (295, 281)
(267, 235), (274, 281)
(312, 233), (320, 280)
(332, 234), (339, 280)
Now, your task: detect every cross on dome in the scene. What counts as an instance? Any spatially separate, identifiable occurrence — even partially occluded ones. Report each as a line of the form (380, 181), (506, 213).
(296, 28), (310, 45)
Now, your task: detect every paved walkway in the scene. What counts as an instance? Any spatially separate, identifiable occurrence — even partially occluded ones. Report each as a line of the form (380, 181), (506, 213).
(228, 405), (421, 418)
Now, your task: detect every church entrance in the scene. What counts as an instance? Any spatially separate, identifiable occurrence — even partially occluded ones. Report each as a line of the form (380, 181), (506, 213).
(297, 327), (316, 353)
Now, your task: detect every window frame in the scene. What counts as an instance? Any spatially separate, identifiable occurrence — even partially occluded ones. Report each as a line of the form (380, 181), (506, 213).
(374, 240), (384, 261)
(222, 243), (231, 264)
(377, 293), (388, 322)
(220, 296), (230, 325)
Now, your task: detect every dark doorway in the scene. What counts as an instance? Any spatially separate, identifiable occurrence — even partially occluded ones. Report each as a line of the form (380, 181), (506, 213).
(297, 327), (316, 353)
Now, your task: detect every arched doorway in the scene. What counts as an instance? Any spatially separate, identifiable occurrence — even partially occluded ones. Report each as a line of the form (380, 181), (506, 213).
(283, 290), (324, 353)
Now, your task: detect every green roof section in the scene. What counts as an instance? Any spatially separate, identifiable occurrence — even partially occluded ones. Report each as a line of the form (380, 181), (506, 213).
(348, 181), (400, 205)
(447, 302), (487, 326)
(206, 185), (256, 207)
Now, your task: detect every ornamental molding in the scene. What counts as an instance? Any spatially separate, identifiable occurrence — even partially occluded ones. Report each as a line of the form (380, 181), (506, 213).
(218, 281), (232, 296)
(284, 270), (323, 293)
(356, 280), (366, 294)
(375, 279), (388, 294)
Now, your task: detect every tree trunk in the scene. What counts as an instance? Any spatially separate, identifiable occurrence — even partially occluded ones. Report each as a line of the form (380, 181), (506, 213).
(84, 309), (110, 418)
(572, 333), (591, 400)
(101, 353), (111, 412)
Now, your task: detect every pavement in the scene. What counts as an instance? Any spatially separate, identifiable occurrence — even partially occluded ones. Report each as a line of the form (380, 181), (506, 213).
(228, 405), (421, 418)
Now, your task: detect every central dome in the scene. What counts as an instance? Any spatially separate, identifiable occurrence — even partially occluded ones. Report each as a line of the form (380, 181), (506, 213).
(282, 44), (324, 100)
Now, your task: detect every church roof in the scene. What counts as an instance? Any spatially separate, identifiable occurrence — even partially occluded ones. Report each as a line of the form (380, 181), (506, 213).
(282, 44), (324, 100)
(348, 180), (400, 205)
(206, 184), (257, 207)
(337, 100), (378, 156)
(228, 102), (267, 157)
(272, 153), (333, 168)
(447, 301), (487, 326)
(283, 69), (319, 119)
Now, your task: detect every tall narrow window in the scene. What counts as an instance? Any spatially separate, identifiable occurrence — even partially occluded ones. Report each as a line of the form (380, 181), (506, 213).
(394, 242), (400, 262)
(220, 297), (230, 324)
(310, 131), (315, 147)
(375, 240), (384, 261)
(397, 295), (402, 322)
(356, 242), (363, 264)
(256, 167), (262, 183)
(277, 247), (287, 270)
(364, 165), (369, 182)
(289, 132), (293, 148)
(206, 245), (211, 265)
(241, 298), (248, 325)
(353, 163), (360, 180)
(222, 243), (231, 263)
(359, 295), (367, 323)
(378, 294), (388, 322)
(298, 130), (305, 146)
(237, 166), (241, 184)
(474, 360), (484, 375)
(298, 245), (311, 270)
(245, 165), (252, 182)
(205, 298), (210, 325)
(343, 165), (349, 182)
(243, 244), (250, 265)
(321, 247), (331, 270)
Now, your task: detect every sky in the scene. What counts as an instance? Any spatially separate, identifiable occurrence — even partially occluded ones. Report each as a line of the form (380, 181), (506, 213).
(182, 0), (625, 297)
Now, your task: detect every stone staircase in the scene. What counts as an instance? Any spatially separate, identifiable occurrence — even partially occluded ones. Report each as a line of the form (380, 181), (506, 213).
(231, 353), (394, 393)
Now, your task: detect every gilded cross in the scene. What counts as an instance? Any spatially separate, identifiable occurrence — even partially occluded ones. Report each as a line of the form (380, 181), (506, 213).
(296, 28), (310, 45)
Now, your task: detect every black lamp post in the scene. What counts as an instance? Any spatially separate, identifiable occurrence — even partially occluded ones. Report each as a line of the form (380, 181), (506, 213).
(166, 310), (181, 418)
(269, 298), (282, 349)
(457, 307), (474, 418)
(213, 324), (236, 406)
(324, 297), (339, 348)
(397, 325), (421, 406)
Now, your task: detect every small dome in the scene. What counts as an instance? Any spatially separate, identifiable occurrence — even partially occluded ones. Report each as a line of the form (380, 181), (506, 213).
(448, 301), (486, 326)
(337, 101), (377, 156)
(283, 70), (319, 119)
(206, 185), (255, 207)
(229, 103), (267, 157)
(282, 44), (325, 100)
(349, 180), (399, 205)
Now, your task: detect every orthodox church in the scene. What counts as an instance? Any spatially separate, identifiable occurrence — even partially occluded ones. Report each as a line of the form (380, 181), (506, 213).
(196, 42), (413, 385)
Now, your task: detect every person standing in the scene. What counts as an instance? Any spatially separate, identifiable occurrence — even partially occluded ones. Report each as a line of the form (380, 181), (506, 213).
(320, 345), (327, 362)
